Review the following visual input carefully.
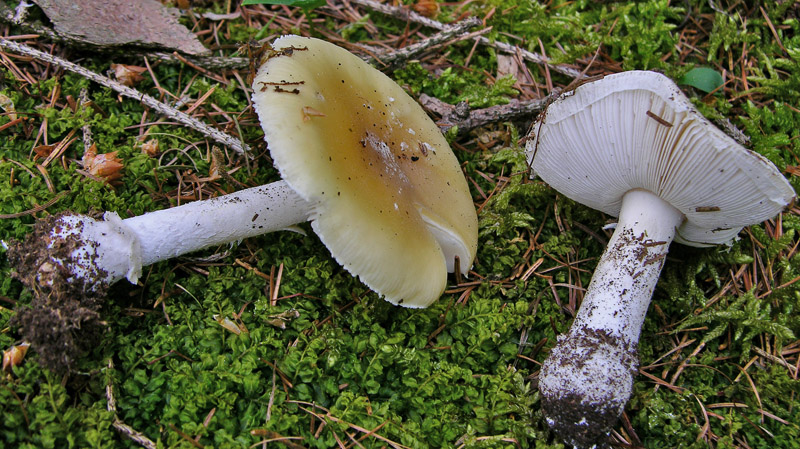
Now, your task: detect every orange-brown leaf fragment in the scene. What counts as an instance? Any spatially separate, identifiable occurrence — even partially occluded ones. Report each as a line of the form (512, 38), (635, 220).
(111, 63), (147, 87)
(413, 0), (440, 17)
(140, 138), (160, 157)
(32, 144), (56, 159)
(82, 143), (124, 182)
(2, 342), (30, 373)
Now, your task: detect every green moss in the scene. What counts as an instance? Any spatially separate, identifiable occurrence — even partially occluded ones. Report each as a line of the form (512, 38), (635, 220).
(395, 63), (518, 108)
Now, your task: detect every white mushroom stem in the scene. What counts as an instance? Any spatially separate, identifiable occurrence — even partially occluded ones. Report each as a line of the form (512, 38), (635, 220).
(538, 189), (685, 447)
(40, 180), (310, 288)
(572, 189), (685, 342)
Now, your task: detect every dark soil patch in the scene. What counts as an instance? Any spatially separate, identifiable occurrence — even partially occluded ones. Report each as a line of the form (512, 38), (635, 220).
(6, 212), (110, 374)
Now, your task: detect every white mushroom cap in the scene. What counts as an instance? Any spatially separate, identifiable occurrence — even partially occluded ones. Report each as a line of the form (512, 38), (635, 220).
(252, 35), (478, 308)
(528, 70), (795, 246)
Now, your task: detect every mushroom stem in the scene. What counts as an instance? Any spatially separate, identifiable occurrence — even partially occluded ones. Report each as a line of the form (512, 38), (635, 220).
(538, 188), (685, 448)
(23, 180), (311, 290)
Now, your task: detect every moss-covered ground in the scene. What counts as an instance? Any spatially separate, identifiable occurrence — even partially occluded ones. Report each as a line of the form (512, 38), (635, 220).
(1, 0), (799, 447)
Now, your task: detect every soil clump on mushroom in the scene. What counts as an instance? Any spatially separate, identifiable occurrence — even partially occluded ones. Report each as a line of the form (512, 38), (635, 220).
(6, 212), (110, 374)
(540, 326), (638, 449)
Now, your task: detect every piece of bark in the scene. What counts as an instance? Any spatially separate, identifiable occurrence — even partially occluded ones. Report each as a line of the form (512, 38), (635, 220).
(0, 2), (245, 70)
(31, 0), (209, 55)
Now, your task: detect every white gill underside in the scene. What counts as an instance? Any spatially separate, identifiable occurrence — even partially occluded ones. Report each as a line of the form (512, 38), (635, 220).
(529, 71), (794, 246)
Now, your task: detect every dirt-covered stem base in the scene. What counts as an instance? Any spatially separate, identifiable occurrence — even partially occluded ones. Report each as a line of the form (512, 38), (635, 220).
(538, 189), (685, 448)
(6, 181), (310, 373)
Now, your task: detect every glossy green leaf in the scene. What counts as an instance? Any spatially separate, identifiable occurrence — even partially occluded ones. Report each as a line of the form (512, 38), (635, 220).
(679, 67), (724, 93)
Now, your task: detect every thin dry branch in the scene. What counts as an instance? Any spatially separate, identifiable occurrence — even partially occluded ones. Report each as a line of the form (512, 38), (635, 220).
(0, 38), (250, 155)
(106, 360), (157, 449)
(148, 52), (249, 71)
(419, 92), (557, 135)
(752, 346), (798, 376)
(342, 0), (443, 31)
(345, 0), (584, 79)
(78, 88), (93, 151)
(363, 16), (483, 68)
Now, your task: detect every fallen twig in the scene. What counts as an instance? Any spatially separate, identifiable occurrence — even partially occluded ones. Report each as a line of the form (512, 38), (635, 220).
(715, 117), (751, 146)
(343, 0), (443, 32)
(0, 38), (250, 155)
(78, 88), (93, 152)
(345, 0), (584, 79)
(106, 360), (157, 449)
(419, 91), (558, 135)
(752, 346), (798, 376)
(149, 52), (249, 71)
(363, 16), (483, 69)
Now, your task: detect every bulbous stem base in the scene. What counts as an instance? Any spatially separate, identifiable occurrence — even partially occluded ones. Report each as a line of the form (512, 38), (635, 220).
(539, 189), (685, 448)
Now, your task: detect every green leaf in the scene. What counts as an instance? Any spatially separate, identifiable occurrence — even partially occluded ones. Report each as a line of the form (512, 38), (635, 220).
(679, 67), (724, 94)
(241, 0), (327, 10)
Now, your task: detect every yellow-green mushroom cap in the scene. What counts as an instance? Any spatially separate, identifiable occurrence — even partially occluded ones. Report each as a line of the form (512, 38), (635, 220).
(251, 35), (478, 308)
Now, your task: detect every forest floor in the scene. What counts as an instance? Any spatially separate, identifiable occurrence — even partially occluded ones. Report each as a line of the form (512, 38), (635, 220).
(1, 0), (799, 448)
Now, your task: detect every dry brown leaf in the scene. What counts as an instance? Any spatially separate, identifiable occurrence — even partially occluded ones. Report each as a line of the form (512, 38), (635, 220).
(140, 138), (160, 157)
(82, 143), (124, 183)
(2, 342), (30, 373)
(111, 63), (147, 87)
(413, 0), (440, 18)
(213, 314), (247, 335)
(497, 54), (529, 84)
(207, 146), (225, 180)
(32, 144), (56, 159)
(0, 93), (16, 120)
(32, 0), (209, 55)
(266, 309), (300, 329)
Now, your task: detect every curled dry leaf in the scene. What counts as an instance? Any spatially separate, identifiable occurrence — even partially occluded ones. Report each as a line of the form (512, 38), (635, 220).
(413, 0), (440, 17)
(32, 144), (56, 159)
(207, 146), (225, 181)
(82, 143), (124, 182)
(213, 314), (248, 334)
(140, 138), (159, 157)
(111, 63), (147, 87)
(2, 342), (31, 373)
(0, 93), (16, 120)
(265, 309), (300, 329)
